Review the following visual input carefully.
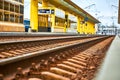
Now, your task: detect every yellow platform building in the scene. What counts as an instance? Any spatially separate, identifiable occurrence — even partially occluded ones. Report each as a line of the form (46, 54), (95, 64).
(30, 0), (100, 34)
(0, 0), (24, 32)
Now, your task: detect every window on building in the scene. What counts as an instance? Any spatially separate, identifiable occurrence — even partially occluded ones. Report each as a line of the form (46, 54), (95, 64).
(0, 0), (3, 9)
(10, 3), (14, 12)
(4, 1), (9, 11)
(15, 15), (19, 23)
(15, 5), (19, 13)
(10, 14), (14, 22)
(20, 5), (24, 14)
(15, 0), (18, 2)
(4, 12), (9, 21)
(19, 15), (23, 23)
(19, 0), (23, 3)
(0, 12), (3, 21)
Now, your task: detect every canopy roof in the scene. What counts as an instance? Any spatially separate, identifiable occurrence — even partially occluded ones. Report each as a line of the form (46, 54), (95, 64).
(38, 0), (100, 23)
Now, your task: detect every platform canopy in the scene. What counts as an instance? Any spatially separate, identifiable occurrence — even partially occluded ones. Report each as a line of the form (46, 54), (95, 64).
(38, 0), (100, 23)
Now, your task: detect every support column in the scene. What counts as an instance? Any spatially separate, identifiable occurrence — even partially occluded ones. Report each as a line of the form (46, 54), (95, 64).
(46, 15), (48, 27)
(51, 14), (55, 32)
(77, 17), (80, 33)
(83, 24), (85, 34)
(64, 12), (69, 32)
(30, 0), (38, 32)
(93, 25), (95, 34)
(84, 23), (87, 34)
(85, 22), (88, 34)
(93, 23), (96, 34)
(42, 0), (49, 31)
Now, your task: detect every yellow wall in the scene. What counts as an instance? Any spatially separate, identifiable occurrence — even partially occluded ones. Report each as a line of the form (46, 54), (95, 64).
(54, 26), (64, 32)
(78, 21), (95, 34)
(86, 21), (95, 34)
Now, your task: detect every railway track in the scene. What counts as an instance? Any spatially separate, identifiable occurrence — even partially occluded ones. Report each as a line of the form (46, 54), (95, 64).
(0, 36), (114, 80)
(0, 32), (85, 42)
(0, 32), (100, 43)
(0, 36), (101, 60)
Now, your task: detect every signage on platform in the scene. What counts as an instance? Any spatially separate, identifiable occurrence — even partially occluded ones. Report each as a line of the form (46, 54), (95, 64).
(38, 9), (55, 14)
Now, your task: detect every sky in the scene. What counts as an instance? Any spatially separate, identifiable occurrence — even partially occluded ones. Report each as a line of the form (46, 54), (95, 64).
(24, 0), (119, 27)
(71, 0), (119, 27)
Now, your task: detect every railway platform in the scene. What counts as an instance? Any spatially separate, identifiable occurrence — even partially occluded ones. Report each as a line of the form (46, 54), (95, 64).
(95, 35), (120, 80)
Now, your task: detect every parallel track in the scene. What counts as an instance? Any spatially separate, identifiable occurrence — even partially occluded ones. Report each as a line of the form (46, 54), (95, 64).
(0, 36), (100, 60)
